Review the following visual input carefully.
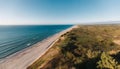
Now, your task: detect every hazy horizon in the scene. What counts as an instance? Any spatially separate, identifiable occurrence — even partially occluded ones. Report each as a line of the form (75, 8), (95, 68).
(1, 0), (120, 25)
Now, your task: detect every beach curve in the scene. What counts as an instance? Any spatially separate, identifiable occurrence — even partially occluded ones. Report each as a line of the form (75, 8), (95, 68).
(0, 25), (78, 69)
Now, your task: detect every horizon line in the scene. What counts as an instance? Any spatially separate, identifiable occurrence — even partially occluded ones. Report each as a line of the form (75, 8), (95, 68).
(0, 20), (120, 25)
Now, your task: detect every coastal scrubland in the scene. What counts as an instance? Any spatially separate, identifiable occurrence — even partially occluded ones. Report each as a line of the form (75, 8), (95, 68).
(28, 25), (120, 69)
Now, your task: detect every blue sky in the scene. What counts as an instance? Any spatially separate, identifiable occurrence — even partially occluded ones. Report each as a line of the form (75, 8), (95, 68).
(0, 0), (120, 25)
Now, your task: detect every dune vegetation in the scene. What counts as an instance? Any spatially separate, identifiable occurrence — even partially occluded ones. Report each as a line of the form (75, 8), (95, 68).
(28, 25), (120, 69)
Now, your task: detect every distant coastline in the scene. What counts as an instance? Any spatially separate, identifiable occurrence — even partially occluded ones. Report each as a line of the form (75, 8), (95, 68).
(0, 25), (77, 69)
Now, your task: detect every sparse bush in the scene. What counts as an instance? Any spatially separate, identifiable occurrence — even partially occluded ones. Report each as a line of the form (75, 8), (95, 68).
(97, 52), (119, 69)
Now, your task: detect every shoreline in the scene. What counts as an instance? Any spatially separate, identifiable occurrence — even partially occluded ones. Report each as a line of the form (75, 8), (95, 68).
(0, 25), (78, 69)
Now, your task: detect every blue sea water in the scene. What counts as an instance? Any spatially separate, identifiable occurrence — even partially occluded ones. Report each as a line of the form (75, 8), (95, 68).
(0, 25), (72, 59)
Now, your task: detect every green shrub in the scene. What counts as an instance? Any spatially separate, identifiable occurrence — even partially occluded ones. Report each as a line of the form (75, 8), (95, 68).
(97, 52), (119, 69)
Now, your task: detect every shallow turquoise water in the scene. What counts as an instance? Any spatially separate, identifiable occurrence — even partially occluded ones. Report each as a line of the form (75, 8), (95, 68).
(0, 25), (72, 59)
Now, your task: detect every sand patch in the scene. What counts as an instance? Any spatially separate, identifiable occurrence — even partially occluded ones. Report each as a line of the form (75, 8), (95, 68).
(113, 40), (120, 45)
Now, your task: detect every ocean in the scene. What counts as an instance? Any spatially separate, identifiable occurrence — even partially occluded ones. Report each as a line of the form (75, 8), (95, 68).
(0, 25), (72, 59)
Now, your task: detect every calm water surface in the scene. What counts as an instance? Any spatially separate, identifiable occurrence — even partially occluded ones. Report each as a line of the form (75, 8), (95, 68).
(0, 25), (72, 59)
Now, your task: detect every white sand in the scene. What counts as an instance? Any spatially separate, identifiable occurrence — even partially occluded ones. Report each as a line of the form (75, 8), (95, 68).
(0, 25), (78, 69)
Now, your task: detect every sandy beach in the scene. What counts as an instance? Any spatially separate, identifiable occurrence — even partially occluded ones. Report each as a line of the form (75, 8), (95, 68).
(0, 25), (78, 69)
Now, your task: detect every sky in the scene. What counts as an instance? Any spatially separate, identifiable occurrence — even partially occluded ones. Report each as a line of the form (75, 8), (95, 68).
(0, 0), (120, 25)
